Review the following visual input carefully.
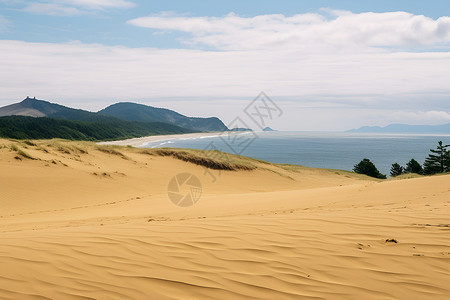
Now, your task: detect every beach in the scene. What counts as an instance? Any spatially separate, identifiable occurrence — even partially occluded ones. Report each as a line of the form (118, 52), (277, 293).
(0, 139), (449, 299)
(98, 132), (225, 147)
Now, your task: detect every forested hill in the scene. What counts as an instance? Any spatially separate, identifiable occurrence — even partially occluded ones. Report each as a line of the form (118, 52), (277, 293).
(0, 97), (116, 122)
(0, 97), (231, 140)
(99, 102), (228, 132)
(0, 116), (193, 141)
(0, 97), (228, 132)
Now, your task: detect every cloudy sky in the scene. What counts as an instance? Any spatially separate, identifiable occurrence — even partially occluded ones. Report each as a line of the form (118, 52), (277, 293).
(1, 0), (450, 130)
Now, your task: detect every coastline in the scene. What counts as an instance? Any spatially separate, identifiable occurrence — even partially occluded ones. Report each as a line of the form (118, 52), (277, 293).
(97, 132), (225, 147)
(1, 138), (449, 299)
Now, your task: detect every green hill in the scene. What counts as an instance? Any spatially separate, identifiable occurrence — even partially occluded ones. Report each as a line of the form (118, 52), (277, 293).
(0, 97), (229, 133)
(99, 102), (228, 132)
(0, 116), (193, 141)
(0, 97), (229, 140)
(0, 97), (117, 122)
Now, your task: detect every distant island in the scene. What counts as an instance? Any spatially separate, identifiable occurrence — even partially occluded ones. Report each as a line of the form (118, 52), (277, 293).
(229, 127), (277, 132)
(0, 97), (229, 140)
(348, 123), (450, 134)
(230, 127), (252, 132)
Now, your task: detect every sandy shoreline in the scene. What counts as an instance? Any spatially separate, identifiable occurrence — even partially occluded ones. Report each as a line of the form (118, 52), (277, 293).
(98, 132), (225, 147)
(1, 138), (449, 299)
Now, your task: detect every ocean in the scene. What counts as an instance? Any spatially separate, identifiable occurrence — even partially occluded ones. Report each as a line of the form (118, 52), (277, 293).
(140, 131), (450, 176)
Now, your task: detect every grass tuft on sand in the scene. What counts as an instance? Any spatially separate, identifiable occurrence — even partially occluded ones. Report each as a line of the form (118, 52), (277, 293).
(144, 148), (257, 171)
(96, 145), (129, 159)
(9, 143), (35, 160)
(17, 149), (35, 160)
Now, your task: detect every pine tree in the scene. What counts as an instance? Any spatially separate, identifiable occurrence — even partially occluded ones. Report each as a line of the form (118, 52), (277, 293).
(423, 141), (450, 174)
(353, 158), (386, 179)
(405, 158), (423, 175)
(390, 163), (404, 177)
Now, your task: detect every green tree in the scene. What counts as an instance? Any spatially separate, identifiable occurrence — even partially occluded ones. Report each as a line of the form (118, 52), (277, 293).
(353, 159), (386, 179)
(390, 163), (404, 177)
(405, 158), (423, 175)
(423, 141), (450, 174)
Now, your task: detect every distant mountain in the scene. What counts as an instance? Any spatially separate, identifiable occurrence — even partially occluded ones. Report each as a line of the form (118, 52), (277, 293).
(0, 97), (116, 122)
(99, 102), (228, 132)
(263, 127), (276, 132)
(348, 123), (450, 134)
(0, 97), (197, 140)
(0, 97), (229, 140)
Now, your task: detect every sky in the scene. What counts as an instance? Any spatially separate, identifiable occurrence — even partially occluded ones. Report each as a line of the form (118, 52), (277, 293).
(1, 0), (450, 131)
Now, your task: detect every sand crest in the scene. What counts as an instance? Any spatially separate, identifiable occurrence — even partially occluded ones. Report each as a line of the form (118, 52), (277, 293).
(0, 139), (449, 299)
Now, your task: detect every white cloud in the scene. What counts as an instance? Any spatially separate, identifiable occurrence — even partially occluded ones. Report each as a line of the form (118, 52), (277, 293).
(1, 10), (450, 130)
(1, 39), (449, 99)
(1, 38), (450, 130)
(64, 0), (134, 9)
(23, 0), (134, 16)
(24, 3), (82, 16)
(388, 110), (450, 124)
(128, 11), (450, 51)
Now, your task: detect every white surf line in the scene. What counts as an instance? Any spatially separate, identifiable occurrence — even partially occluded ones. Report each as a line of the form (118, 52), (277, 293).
(97, 132), (226, 147)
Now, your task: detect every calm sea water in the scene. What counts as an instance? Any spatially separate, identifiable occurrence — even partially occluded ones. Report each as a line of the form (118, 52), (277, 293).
(140, 132), (450, 176)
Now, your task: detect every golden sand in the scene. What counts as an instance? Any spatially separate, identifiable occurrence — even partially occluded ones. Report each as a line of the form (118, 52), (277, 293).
(0, 139), (449, 299)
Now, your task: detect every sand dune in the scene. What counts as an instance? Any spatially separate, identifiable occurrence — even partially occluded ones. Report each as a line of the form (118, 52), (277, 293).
(0, 139), (449, 299)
